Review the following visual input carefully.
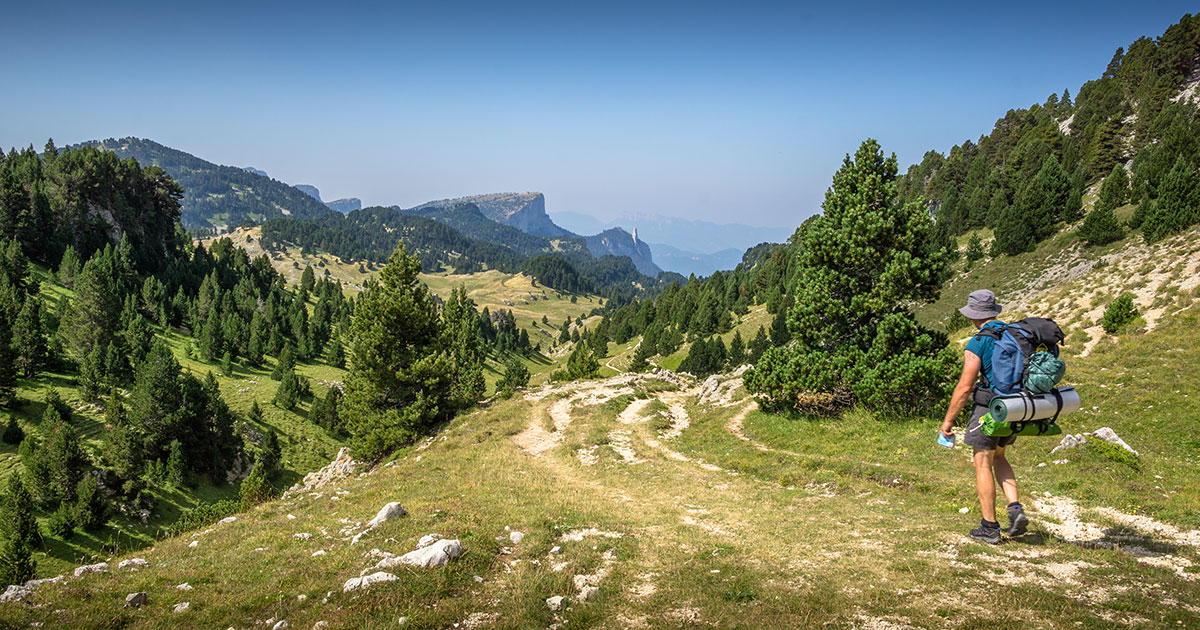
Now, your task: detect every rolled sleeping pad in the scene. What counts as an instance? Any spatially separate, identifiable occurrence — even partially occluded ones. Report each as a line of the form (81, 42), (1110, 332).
(988, 387), (1080, 423)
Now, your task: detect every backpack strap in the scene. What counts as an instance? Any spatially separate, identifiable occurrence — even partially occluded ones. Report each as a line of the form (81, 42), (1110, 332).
(1049, 388), (1064, 424)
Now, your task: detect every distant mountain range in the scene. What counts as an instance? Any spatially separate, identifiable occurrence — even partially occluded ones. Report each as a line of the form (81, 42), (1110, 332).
(553, 211), (790, 275)
(283, 181), (363, 214)
(402, 193), (660, 276)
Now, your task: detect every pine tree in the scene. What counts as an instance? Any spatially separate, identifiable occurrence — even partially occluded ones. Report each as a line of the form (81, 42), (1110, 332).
(341, 244), (454, 459)
(746, 139), (956, 413)
(273, 369), (302, 410)
(1, 473), (39, 549)
(325, 333), (345, 368)
(629, 341), (652, 373)
(73, 475), (107, 531)
(440, 287), (485, 409)
(99, 394), (141, 483)
(239, 461), (273, 508)
(79, 344), (107, 402)
(0, 319), (16, 405)
(769, 307), (790, 346)
(248, 400), (264, 424)
(44, 421), (88, 504)
(496, 357), (530, 398)
(300, 266), (315, 294)
(1142, 156), (1200, 242)
(271, 344), (295, 381)
(166, 440), (185, 486)
(1, 416), (22, 445)
(1078, 205), (1124, 245)
(727, 330), (746, 367)
(0, 537), (35, 587)
(61, 247), (122, 361)
(1096, 164), (1130, 212)
(308, 387), (343, 434)
(992, 202), (1035, 255)
(749, 326), (770, 363)
(259, 430), (281, 472)
(9, 299), (45, 380)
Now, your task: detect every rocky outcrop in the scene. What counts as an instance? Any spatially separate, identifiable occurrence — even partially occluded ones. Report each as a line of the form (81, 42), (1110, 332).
(409, 192), (571, 238)
(294, 184), (322, 201)
(584, 228), (662, 276)
(367, 502), (406, 527)
(287, 448), (359, 495)
(326, 198), (361, 213)
(342, 571), (398, 593)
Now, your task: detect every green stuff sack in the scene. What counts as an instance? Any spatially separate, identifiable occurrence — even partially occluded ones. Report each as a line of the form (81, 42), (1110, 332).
(981, 412), (1063, 438)
(1024, 351), (1065, 394)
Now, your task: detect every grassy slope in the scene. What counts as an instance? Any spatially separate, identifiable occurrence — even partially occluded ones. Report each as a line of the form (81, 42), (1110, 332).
(6, 306), (1199, 627)
(1, 267), (346, 579)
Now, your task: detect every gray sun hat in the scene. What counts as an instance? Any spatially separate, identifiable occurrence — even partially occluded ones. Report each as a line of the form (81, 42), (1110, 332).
(959, 289), (1003, 319)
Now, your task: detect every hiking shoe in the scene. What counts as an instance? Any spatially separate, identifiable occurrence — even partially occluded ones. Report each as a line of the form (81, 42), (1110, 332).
(970, 522), (1001, 544)
(1007, 504), (1029, 537)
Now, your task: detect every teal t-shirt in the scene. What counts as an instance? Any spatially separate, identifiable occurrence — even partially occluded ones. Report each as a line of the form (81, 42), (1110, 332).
(965, 320), (1006, 388)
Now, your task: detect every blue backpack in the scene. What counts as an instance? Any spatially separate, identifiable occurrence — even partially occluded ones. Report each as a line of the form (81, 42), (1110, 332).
(975, 318), (1066, 396)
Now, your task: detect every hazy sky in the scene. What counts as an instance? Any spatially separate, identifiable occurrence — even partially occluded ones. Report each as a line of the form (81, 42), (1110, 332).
(2, 1), (1194, 228)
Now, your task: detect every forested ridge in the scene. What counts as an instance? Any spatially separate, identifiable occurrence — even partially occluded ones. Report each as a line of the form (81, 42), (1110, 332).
(898, 14), (1200, 253)
(77, 138), (336, 232)
(0, 145), (538, 582)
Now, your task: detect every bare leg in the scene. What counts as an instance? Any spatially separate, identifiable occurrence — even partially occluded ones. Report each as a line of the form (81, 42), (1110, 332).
(993, 446), (1019, 506)
(973, 448), (997, 522)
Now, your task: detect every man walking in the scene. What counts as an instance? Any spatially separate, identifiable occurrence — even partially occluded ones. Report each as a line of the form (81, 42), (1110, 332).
(940, 289), (1029, 544)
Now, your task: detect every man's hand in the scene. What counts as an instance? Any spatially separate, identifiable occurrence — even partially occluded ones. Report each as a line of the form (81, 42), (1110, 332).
(942, 349), (982, 438)
(940, 422), (955, 439)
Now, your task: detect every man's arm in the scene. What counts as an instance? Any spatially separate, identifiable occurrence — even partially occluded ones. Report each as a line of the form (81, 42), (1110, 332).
(941, 350), (982, 438)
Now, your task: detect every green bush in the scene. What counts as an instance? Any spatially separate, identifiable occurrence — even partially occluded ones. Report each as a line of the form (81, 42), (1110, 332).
(1101, 294), (1140, 334)
(239, 462), (274, 508)
(167, 499), (240, 536)
(1, 416), (23, 445)
(1078, 205), (1124, 245)
(1089, 440), (1140, 470)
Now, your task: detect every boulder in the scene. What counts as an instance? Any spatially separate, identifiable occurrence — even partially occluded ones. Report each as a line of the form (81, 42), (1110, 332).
(118, 558), (149, 571)
(367, 502), (406, 527)
(287, 448), (359, 495)
(176, 583), (193, 591)
(579, 586), (599, 601)
(546, 595), (565, 611)
(219, 516), (238, 524)
(417, 534), (442, 548)
(0, 585), (31, 603)
(124, 592), (148, 608)
(173, 602), (190, 613)
(25, 576), (63, 590)
(74, 562), (109, 577)
(1090, 427), (1138, 456)
(394, 539), (463, 568)
(342, 571), (398, 593)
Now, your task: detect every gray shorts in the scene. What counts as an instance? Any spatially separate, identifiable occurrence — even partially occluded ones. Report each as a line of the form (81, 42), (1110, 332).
(963, 404), (1017, 451)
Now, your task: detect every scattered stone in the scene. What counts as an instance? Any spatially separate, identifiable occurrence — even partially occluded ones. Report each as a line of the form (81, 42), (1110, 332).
(546, 595), (566, 611)
(73, 562), (109, 577)
(417, 534), (442, 548)
(118, 558), (149, 570)
(549, 546), (563, 554)
(124, 592), (148, 608)
(313, 623), (328, 629)
(312, 550), (326, 557)
(474, 575), (484, 583)
(173, 602), (190, 614)
(0, 585), (31, 603)
(175, 583), (193, 591)
(24, 576), (63, 590)
(219, 516), (238, 524)
(958, 507), (970, 514)
(294, 533), (314, 540)
(1053, 459), (1070, 465)
(188, 540), (199, 548)
(579, 586), (599, 601)
(391, 539), (463, 568)
(297, 594), (307, 602)
(273, 620), (289, 630)
(287, 447), (359, 495)
(1090, 427), (1139, 456)
(366, 502), (406, 528)
(287, 514), (296, 520)
(350, 527), (374, 545)
(509, 531), (525, 545)
(1050, 433), (1087, 454)
(342, 571), (398, 593)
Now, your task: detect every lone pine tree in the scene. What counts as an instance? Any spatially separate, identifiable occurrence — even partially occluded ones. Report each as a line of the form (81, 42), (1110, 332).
(746, 139), (956, 414)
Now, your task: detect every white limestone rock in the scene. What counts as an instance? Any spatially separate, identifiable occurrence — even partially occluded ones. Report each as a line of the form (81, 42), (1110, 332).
(367, 502), (406, 528)
(173, 602), (190, 613)
(1090, 427), (1139, 456)
(342, 571), (398, 593)
(0, 585), (31, 603)
(73, 562), (109, 577)
(417, 534), (442, 548)
(546, 595), (565, 611)
(124, 592), (148, 608)
(118, 558), (149, 571)
(393, 538), (463, 569)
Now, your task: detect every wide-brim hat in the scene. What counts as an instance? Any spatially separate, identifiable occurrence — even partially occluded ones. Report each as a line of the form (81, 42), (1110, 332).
(959, 289), (1003, 319)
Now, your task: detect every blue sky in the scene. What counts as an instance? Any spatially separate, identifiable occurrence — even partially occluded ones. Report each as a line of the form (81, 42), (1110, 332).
(1, 1), (1194, 229)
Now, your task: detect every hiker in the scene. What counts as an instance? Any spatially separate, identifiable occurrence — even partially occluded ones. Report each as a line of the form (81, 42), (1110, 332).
(939, 289), (1029, 544)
